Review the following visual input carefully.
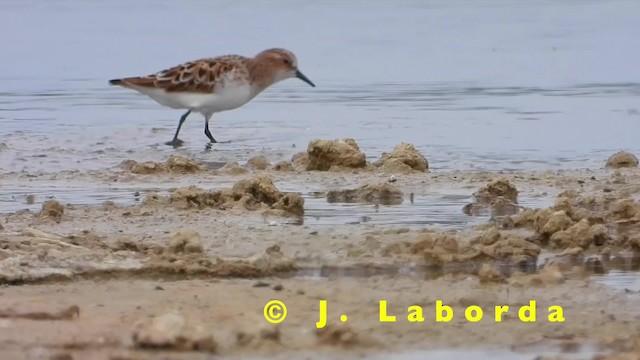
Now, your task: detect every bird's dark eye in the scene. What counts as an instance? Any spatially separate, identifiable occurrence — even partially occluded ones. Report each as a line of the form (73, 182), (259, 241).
(282, 58), (291, 65)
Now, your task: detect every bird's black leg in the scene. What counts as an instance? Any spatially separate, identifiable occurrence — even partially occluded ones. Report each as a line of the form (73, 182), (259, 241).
(165, 110), (191, 147)
(204, 114), (217, 144)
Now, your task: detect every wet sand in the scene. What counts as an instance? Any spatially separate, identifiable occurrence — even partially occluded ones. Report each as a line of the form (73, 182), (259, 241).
(1, 140), (640, 359)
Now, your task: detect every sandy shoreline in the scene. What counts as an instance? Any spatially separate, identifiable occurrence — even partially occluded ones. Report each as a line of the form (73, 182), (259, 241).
(1, 140), (640, 359)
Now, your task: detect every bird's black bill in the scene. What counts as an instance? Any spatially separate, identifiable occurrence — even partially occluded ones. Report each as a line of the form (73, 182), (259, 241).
(296, 70), (315, 87)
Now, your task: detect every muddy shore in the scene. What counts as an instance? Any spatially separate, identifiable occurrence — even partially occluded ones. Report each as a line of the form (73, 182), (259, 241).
(1, 140), (640, 360)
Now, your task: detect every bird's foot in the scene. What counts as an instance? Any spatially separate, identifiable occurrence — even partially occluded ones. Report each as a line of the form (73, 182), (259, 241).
(165, 138), (184, 148)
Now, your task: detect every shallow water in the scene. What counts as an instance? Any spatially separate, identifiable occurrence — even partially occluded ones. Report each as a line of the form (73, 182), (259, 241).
(593, 270), (640, 294)
(291, 255), (640, 295)
(2, 1), (637, 215)
(1, 0), (640, 176)
(0, 177), (555, 228)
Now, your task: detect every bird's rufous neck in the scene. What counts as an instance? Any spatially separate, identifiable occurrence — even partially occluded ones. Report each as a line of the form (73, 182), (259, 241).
(246, 57), (278, 93)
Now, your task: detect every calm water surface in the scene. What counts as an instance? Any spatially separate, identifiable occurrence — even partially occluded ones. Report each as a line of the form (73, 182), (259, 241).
(1, 0), (639, 228)
(1, 0), (639, 174)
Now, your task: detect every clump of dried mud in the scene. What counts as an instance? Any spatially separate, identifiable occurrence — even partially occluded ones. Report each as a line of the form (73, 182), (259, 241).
(326, 182), (403, 205)
(132, 312), (218, 353)
(382, 226), (540, 268)
(122, 155), (206, 174)
(39, 200), (64, 222)
(463, 178), (520, 217)
(499, 188), (640, 251)
(218, 161), (249, 175)
(246, 155), (271, 170)
(146, 174), (304, 218)
(132, 242), (297, 280)
(167, 228), (204, 254)
(262, 140), (428, 174)
(374, 142), (429, 173)
(304, 138), (367, 171)
(0, 222), (297, 283)
(474, 178), (519, 203)
(606, 151), (639, 169)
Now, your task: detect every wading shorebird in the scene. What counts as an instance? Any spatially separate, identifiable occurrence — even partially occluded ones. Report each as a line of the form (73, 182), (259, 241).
(109, 48), (315, 147)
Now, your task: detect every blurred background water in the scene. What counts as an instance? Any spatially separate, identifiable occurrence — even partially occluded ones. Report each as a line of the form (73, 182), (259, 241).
(1, 0), (639, 175)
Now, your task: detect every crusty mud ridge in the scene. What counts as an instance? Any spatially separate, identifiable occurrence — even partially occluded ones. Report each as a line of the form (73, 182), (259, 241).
(1, 140), (640, 359)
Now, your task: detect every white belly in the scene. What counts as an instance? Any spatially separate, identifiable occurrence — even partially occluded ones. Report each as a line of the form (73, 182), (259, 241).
(131, 82), (255, 114)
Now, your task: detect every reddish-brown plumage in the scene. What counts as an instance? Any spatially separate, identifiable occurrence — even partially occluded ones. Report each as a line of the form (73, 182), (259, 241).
(109, 48), (301, 94)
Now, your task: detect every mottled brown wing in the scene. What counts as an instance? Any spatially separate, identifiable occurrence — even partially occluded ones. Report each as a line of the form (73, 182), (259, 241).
(114, 55), (248, 93)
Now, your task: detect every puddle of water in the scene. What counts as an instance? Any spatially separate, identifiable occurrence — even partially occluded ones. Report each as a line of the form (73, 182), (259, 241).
(0, 178), (554, 231)
(303, 194), (480, 228)
(538, 252), (640, 294)
(592, 270), (640, 294)
(284, 260), (540, 282)
(278, 255), (640, 297)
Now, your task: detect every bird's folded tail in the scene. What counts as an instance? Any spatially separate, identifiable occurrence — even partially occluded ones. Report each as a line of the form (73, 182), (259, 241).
(109, 77), (158, 89)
